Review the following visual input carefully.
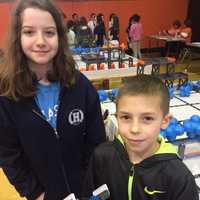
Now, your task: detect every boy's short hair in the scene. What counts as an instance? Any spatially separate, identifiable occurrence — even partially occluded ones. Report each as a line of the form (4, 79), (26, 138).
(116, 75), (170, 115)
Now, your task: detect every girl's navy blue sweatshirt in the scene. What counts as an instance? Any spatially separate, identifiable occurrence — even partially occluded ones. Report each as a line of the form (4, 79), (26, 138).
(0, 72), (106, 200)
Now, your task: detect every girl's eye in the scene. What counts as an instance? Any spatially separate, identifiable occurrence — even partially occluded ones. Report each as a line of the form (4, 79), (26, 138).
(22, 30), (34, 35)
(45, 31), (56, 36)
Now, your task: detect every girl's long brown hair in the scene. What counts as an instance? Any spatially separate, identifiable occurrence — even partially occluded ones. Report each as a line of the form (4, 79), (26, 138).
(0, 0), (77, 101)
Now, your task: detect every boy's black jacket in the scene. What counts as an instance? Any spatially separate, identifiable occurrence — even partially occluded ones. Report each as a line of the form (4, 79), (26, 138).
(82, 137), (199, 200)
(0, 72), (106, 200)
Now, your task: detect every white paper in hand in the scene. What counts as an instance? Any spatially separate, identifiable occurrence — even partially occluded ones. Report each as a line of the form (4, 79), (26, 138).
(92, 184), (109, 197)
(63, 193), (76, 200)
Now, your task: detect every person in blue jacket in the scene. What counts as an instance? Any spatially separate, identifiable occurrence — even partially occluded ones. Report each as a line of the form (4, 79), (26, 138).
(0, 0), (106, 200)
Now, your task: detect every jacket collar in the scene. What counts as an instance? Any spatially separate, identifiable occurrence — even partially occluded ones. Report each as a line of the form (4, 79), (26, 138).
(114, 134), (179, 167)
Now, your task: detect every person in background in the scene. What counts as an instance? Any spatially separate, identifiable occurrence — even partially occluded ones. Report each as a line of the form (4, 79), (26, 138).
(99, 13), (107, 42)
(76, 16), (93, 48)
(180, 19), (192, 43)
(0, 1), (106, 200)
(108, 14), (119, 41)
(108, 13), (116, 29)
(126, 15), (134, 53)
(82, 74), (199, 200)
(163, 20), (182, 57)
(177, 19), (193, 62)
(72, 12), (79, 34)
(67, 20), (76, 48)
(94, 14), (107, 47)
(129, 14), (143, 58)
(99, 13), (105, 22)
(88, 13), (96, 35)
(167, 19), (182, 37)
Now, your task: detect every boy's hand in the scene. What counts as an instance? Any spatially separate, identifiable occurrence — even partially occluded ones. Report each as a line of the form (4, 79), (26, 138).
(35, 192), (45, 200)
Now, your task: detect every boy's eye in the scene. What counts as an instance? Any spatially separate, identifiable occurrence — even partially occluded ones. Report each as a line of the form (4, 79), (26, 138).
(120, 115), (130, 120)
(143, 116), (154, 123)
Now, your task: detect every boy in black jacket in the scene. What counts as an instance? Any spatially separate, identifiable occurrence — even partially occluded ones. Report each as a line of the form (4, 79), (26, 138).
(83, 74), (199, 200)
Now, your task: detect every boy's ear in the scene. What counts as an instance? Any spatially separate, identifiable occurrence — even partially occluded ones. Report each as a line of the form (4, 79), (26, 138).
(161, 113), (173, 129)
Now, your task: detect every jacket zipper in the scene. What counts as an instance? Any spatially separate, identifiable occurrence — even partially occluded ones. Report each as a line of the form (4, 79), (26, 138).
(128, 165), (134, 200)
(32, 107), (71, 193)
(53, 128), (60, 139)
(32, 109), (60, 139)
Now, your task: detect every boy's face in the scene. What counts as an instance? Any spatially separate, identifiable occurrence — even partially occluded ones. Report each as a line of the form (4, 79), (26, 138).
(116, 94), (171, 158)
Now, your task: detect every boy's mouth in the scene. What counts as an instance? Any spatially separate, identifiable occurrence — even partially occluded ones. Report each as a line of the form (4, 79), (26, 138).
(128, 138), (145, 144)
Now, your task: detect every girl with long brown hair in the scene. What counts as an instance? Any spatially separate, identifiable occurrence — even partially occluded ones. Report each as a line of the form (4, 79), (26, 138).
(0, 0), (106, 199)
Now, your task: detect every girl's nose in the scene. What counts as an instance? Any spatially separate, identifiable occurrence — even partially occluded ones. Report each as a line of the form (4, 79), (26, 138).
(36, 32), (46, 46)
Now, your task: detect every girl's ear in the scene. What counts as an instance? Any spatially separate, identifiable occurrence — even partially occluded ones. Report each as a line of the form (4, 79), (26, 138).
(161, 113), (173, 129)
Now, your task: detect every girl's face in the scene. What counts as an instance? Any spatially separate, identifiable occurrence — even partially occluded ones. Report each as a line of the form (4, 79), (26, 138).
(21, 7), (58, 69)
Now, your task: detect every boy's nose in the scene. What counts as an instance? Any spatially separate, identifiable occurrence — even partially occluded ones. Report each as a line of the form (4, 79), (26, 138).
(130, 120), (140, 134)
